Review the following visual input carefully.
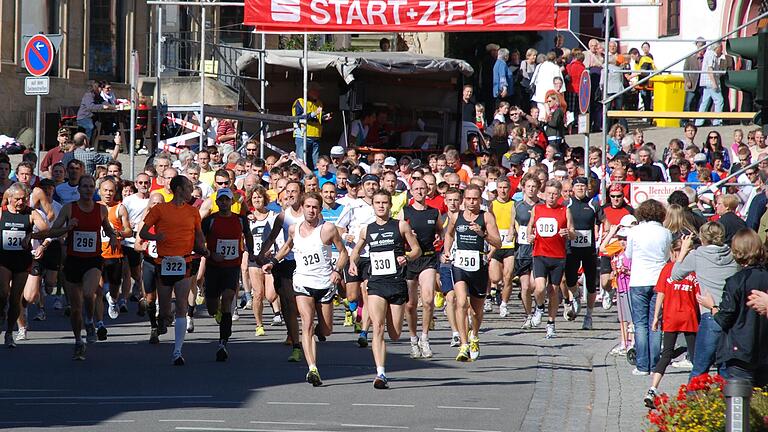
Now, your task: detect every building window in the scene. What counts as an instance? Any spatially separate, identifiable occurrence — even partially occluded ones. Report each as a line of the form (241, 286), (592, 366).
(665, 0), (680, 36)
(219, 6), (245, 46)
(67, 0), (84, 70)
(88, 0), (117, 79)
(1, 0), (17, 63)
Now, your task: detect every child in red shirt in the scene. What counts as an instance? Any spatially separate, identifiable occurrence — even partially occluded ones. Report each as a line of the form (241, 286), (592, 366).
(644, 238), (701, 408)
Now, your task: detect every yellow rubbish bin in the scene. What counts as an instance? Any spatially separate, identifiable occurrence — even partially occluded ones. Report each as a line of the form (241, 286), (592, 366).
(650, 75), (685, 127)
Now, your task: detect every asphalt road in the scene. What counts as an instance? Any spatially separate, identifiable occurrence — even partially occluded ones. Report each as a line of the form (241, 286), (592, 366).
(0, 291), (628, 432)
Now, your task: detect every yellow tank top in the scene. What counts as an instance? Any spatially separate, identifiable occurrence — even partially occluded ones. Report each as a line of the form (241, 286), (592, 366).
(210, 190), (244, 215)
(492, 199), (515, 249)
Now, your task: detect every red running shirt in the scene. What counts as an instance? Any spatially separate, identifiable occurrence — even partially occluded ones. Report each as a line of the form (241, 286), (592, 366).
(68, 202), (104, 258)
(654, 261), (701, 333)
(532, 204), (567, 259)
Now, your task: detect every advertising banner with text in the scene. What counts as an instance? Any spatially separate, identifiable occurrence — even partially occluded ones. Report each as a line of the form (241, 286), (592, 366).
(244, 0), (560, 33)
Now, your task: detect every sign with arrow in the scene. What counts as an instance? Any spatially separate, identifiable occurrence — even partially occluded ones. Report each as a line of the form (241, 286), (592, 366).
(23, 34), (55, 77)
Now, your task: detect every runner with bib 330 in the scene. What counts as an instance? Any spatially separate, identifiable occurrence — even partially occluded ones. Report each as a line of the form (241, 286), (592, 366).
(443, 184), (502, 362)
(349, 189), (421, 389)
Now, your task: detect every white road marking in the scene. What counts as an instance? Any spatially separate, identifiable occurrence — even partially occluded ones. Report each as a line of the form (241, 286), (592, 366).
(66, 420), (136, 424)
(0, 421), (44, 425)
(351, 403), (415, 408)
(266, 402), (330, 406)
(0, 395), (212, 401)
(160, 420), (227, 423)
(250, 421), (318, 426)
(340, 424), (408, 429)
(436, 406), (501, 411)
(176, 427), (340, 432)
(435, 429), (501, 432)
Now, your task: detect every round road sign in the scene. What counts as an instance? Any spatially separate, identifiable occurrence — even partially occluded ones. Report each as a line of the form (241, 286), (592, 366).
(578, 70), (591, 115)
(24, 35), (55, 77)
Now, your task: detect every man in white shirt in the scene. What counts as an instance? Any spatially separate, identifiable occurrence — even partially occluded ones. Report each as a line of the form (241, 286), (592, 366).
(340, 110), (375, 148)
(695, 43), (724, 127)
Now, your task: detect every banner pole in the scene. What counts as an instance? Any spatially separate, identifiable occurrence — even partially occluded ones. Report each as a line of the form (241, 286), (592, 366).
(302, 33), (308, 166)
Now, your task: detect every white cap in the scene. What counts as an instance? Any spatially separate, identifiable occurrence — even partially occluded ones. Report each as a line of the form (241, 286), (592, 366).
(384, 156), (397, 167)
(619, 214), (637, 227)
(330, 145), (345, 156)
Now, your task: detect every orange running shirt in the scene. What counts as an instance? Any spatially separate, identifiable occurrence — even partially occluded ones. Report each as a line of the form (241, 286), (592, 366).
(101, 203), (124, 259)
(143, 202), (201, 261)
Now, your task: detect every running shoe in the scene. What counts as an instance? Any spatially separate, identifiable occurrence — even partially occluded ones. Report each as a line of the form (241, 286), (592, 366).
(469, 336), (480, 361)
(15, 327), (28, 341)
(644, 389), (658, 409)
(86, 323), (97, 344)
(107, 295), (119, 319)
(272, 313), (284, 326)
(499, 303), (509, 318)
(609, 345), (627, 356)
(545, 323), (556, 339)
(214, 309), (222, 324)
(531, 306), (543, 327)
(5, 332), (15, 348)
(434, 291), (445, 310)
(187, 316), (195, 333)
(33, 310), (46, 321)
(195, 289), (205, 306)
(137, 298), (147, 317)
(582, 315), (593, 330)
(172, 351), (185, 366)
(671, 359), (693, 370)
(419, 338), (433, 358)
(410, 340), (421, 359)
(149, 328), (159, 344)
(306, 368), (323, 387)
(158, 319), (168, 336)
(455, 344), (470, 362)
(216, 343), (229, 362)
(314, 326), (326, 342)
(96, 324), (107, 341)
(521, 316), (533, 330)
(450, 334), (461, 347)
(118, 298), (128, 313)
(354, 322), (362, 333)
(357, 331), (369, 348)
(255, 326), (266, 337)
(602, 289), (614, 311)
(564, 301), (575, 321)
(343, 311), (353, 327)
(72, 342), (86, 360)
(287, 347), (302, 362)
(632, 369), (650, 376)
(373, 374), (389, 390)
(232, 309), (240, 321)
(137, 148), (149, 156)
(53, 296), (63, 310)
(245, 299), (253, 310)
(483, 297), (493, 312)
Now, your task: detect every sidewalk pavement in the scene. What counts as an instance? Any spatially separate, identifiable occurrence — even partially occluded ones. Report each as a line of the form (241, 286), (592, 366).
(509, 310), (689, 432)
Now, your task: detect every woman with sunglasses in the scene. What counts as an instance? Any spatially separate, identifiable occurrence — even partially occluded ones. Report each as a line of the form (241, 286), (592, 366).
(703, 131), (730, 169)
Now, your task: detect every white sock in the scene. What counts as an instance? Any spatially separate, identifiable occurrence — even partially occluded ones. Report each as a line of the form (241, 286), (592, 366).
(410, 335), (418, 344)
(174, 317), (186, 353)
(376, 366), (385, 376)
(420, 332), (428, 342)
(586, 308), (593, 318)
(309, 364), (316, 371)
(500, 301), (507, 307)
(452, 331), (459, 337)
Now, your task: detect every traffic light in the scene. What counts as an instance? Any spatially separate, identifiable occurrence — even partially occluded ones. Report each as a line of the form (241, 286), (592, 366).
(725, 29), (768, 125)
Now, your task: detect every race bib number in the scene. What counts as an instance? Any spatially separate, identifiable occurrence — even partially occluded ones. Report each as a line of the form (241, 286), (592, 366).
(2, 230), (24, 251)
(535, 217), (558, 238)
(101, 228), (110, 243)
(517, 228), (529, 245)
(331, 250), (340, 268)
(73, 231), (97, 253)
(216, 239), (240, 260)
(161, 256), (186, 276)
(454, 249), (480, 272)
(301, 251), (322, 267)
(253, 239), (263, 255)
(147, 241), (158, 258)
(370, 250), (397, 276)
(570, 229), (593, 248)
(499, 229), (515, 248)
